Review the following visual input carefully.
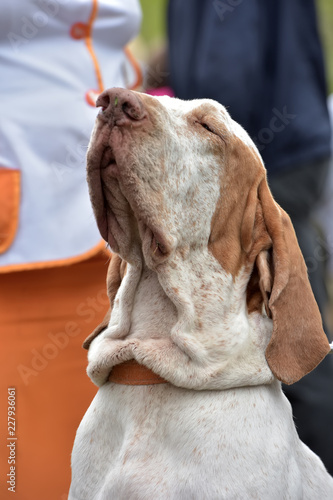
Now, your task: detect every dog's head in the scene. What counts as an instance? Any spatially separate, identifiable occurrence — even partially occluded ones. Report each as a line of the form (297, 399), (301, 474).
(85, 88), (330, 385)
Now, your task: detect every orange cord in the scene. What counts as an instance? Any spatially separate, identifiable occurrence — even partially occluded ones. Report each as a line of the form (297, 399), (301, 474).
(124, 46), (143, 90)
(85, 0), (104, 93)
(85, 1), (142, 93)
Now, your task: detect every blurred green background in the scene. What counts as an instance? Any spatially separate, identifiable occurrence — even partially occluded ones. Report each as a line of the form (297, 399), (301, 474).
(139, 0), (333, 94)
(318, 0), (333, 93)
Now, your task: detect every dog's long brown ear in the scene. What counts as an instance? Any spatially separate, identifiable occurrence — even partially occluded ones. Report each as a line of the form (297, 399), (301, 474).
(256, 179), (330, 384)
(82, 254), (126, 350)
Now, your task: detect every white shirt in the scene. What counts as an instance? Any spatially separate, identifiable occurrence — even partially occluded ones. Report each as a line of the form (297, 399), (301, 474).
(0, 0), (141, 269)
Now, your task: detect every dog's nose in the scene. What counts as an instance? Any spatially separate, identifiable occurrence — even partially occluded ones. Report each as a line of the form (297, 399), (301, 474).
(96, 88), (147, 125)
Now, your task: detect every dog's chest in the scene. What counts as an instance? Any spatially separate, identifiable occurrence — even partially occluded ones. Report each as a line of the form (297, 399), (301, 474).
(70, 382), (316, 499)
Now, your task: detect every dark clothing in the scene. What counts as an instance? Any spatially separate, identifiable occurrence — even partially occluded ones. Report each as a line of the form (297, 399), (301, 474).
(283, 351), (333, 476)
(269, 158), (331, 320)
(168, 0), (331, 173)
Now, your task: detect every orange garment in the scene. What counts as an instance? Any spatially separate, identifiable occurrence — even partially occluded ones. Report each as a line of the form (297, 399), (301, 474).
(0, 250), (110, 499)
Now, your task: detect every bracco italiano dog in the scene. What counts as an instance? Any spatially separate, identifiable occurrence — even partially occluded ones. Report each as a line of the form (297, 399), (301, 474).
(69, 88), (333, 499)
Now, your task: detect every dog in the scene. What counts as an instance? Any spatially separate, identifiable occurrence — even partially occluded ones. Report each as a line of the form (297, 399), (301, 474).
(69, 88), (333, 499)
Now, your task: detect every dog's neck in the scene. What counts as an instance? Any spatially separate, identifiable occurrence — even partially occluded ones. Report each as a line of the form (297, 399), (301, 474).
(87, 250), (274, 389)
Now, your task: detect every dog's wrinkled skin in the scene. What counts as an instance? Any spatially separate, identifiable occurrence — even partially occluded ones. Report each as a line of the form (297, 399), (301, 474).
(69, 89), (333, 499)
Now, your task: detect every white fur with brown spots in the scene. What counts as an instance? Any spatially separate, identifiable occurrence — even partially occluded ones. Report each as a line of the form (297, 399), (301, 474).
(69, 89), (333, 500)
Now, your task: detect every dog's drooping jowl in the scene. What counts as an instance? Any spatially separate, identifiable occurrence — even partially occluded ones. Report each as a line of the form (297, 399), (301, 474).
(69, 89), (333, 499)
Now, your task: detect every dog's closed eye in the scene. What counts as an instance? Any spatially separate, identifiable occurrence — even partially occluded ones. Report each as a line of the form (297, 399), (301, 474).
(200, 123), (215, 134)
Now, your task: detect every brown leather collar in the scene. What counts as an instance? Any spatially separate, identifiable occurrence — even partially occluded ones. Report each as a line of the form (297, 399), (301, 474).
(108, 360), (168, 385)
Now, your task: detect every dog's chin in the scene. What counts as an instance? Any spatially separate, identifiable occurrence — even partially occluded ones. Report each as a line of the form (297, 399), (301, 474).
(101, 146), (120, 178)
(141, 224), (175, 268)
(99, 214), (174, 267)
(105, 225), (173, 268)
(94, 146), (175, 266)
(95, 210), (119, 254)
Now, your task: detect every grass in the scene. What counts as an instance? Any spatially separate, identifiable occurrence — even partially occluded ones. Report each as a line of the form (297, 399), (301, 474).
(139, 0), (167, 51)
(318, 0), (333, 93)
